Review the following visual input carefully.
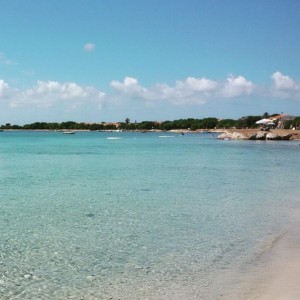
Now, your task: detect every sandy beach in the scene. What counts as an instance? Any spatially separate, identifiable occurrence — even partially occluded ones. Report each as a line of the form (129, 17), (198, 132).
(218, 210), (300, 300)
(252, 221), (300, 300)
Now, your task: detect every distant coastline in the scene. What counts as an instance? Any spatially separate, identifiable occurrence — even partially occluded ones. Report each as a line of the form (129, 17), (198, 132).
(1, 128), (300, 140)
(1, 113), (300, 140)
(1, 113), (299, 132)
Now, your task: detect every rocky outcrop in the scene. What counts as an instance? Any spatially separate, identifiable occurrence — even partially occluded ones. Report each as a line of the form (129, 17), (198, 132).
(255, 132), (268, 140)
(217, 131), (292, 141)
(266, 133), (292, 140)
(217, 132), (248, 140)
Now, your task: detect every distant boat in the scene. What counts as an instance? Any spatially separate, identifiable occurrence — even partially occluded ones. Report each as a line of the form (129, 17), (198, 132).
(62, 131), (76, 134)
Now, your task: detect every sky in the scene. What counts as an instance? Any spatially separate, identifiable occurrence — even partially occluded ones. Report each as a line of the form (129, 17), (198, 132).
(0, 0), (300, 124)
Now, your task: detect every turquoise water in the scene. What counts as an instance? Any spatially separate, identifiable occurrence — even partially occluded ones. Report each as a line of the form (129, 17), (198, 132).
(0, 131), (300, 299)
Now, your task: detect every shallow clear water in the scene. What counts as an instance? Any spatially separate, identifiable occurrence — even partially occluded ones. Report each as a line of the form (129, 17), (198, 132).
(0, 131), (299, 299)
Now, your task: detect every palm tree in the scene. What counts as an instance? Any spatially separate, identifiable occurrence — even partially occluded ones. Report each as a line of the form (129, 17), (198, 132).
(125, 117), (130, 131)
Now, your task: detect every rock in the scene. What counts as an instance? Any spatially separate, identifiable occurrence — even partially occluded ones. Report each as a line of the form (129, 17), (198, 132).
(280, 134), (292, 140)
(23, 273), (33, 279)
(232, 132), (247, 139)
(255, 132), (267, 140)
(217, 132), (247, 140)
(218, 131), (292, 141)
(266, 133), (292, 140)
(86, 275), (96, 281)
(85, 213), (95, 218)
(217, 133), (230, 139)
(248, 133), (257, 140)
(266, 133), (280, 140)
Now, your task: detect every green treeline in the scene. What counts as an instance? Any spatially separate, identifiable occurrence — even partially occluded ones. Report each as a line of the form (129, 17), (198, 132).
(1, 114), (300, 131)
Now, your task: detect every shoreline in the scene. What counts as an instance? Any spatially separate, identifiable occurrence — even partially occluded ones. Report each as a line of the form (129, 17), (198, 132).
(252, 218), (300, 299)
(217, 209), (300, 300)
(1, 128), (300, 139)
(209, 128), (300, 141)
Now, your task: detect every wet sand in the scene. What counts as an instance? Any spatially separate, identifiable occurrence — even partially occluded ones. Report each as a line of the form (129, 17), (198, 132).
(252, 222), (300, 299)
(218, 213), (300, 300)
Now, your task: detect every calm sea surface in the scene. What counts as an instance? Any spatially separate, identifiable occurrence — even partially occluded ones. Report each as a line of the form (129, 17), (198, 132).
(0, 131), (300, 299)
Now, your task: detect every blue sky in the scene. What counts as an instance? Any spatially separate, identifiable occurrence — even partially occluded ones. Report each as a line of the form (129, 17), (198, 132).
(0, 0), (300, 124)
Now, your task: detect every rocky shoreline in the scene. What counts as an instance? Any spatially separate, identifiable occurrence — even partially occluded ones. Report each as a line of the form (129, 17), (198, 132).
(1, 128), (300, 141)
(213, 128), (300, 141)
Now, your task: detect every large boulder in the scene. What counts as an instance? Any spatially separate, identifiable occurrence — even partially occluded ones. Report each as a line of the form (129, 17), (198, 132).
(255, 132), (267, 140)
(266, 133), (281, 140)
(217, 132), (247, 140)
(217, 132), (231, 140)
(280, 134), (292, 140)
(266, 133), (292, 140)
(218, 131), (292, 141)
(248, 133), (258, 140)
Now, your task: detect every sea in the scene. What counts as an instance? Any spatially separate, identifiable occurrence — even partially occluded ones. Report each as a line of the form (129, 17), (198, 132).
(0, 130), (300, 299)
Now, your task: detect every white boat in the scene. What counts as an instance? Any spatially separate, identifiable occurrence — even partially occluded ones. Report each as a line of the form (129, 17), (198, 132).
(62, 131), (76, 134)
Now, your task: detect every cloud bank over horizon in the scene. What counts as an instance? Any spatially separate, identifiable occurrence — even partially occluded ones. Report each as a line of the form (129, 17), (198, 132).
(110, 74), (255, 105)
(0, 71), (299, 123)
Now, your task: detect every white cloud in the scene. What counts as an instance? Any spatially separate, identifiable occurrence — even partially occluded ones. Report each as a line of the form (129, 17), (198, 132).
(176, 77), (217, 92)
(271, 72), (299, 90)
(110, 77), (147, 97)
(270, 71), (300, 99)
(0, 79), (9, 96)
(110, 76), (218, 105)
(2, 71), (300, 122)
(110, 75), (254, 105)
(83, 43), (96, 52)
(271, 71), (297, 90)
(220, 75), (254, 98)
(8, 80), (105, 109)
(110, 76), (138, 89)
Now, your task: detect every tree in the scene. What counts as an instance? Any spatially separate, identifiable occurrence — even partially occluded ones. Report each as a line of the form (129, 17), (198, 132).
(217, 119), (236, 129)
(125, 118), (130, 130)
(138, 121), (156, 130)
(263, 112), (269, 118)
(201, 118), (218, 129)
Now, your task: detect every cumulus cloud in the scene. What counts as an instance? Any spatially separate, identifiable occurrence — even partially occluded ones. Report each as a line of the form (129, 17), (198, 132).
(178, 77), (218, 92)
(110, 76), (138, 90)
(110, 75), (254, 105)
(6, 80), (105, 109)
(270, 71), (300, 99)
(110, 77), (147, 97)
(110, 76), (217, 104)
(0, 79), (9, 96)
(151, 77), (219, 105)
(83, 43), (96, 52)
(220, 75), (254, 98)
(271, 72), (297, 90)
(2, 71), (299, 119)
